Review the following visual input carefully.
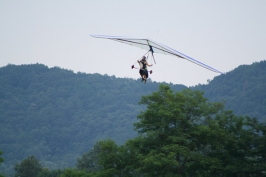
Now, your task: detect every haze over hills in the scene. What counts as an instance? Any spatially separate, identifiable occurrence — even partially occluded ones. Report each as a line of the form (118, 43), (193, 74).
(0, 61), (265, 175)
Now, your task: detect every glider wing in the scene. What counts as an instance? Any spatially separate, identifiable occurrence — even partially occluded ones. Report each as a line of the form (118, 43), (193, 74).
(90, 34), (224, 74)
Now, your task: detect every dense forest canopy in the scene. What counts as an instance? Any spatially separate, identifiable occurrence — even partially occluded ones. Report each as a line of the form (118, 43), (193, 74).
(194, 60), (266, 120)
(0, 61), (266, 176)
(0, 64), (185, 176)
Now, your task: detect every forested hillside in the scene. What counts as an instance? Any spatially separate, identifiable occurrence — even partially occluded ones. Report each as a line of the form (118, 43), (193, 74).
(195, 60), (266, 122)
(0, 61), (266, 176)
(10, 85), (266, 177)
(0, 64), (186, 175)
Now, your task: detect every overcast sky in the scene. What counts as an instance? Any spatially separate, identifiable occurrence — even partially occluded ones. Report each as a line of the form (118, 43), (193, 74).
(1, 0), (265, 86)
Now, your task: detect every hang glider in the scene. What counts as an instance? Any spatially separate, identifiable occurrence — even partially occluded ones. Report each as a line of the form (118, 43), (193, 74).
(90, 34), (224, 74)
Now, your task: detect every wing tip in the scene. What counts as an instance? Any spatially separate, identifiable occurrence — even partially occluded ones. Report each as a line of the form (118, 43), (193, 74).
(90, 34), (99, 38)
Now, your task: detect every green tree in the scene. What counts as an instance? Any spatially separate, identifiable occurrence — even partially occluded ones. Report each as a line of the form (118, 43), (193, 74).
(60, 169), (90, 177)
(77, 142), (102, 173)
(14, 156), (42, 177)
(133, 85), (216, 176)
(131, 85), (265, 176)
(96, 139), (132, 177)
(37, 168), (63, 177)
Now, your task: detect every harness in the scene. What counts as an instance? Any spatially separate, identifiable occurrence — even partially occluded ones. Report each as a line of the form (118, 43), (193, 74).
(140, 60), (147, 70)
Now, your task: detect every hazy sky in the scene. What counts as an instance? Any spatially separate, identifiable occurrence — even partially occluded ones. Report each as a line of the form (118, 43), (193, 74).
(1, 1), (265, 86)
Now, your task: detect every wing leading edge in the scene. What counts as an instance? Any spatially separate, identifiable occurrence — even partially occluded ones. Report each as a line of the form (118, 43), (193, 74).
(90, 34), (224, 74)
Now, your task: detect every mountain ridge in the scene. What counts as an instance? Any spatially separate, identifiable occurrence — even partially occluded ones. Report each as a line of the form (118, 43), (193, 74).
(0, 61), (265, 175)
